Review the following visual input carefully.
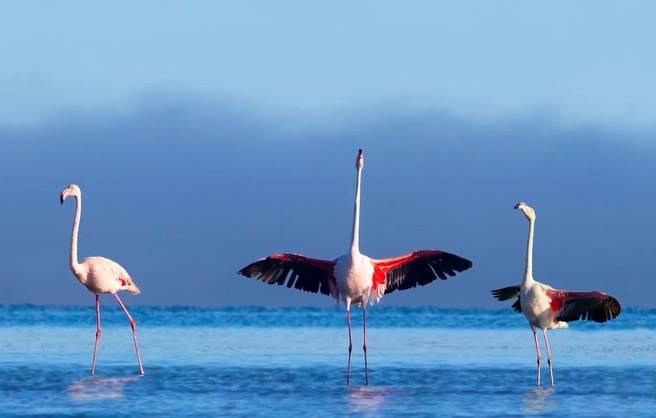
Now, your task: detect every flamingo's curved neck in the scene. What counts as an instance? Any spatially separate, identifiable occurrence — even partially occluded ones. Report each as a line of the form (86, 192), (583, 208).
(350, 165), (362, 255)
(522, 217), (535, 286)
(69, 195), (83, 279)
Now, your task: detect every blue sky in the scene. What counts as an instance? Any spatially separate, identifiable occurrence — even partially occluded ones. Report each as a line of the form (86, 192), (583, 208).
(2, 1), (656, 129)
(1, 2), (655, 308)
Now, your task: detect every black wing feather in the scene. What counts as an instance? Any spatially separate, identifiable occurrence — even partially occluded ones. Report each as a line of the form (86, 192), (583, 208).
(384, 251), (472, 295)
(491, 285), (523, 313)
(237, 254), (334, 296)
(555, 294), (621, 323)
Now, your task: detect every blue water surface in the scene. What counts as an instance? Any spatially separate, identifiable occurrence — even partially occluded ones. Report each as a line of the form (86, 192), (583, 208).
(1, 305), (654, 417)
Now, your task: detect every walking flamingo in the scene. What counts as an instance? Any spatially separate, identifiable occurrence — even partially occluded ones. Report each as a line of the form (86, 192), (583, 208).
(60, 184), (144, 376)
(491, 202), (620, 387)
(237, 149), (472, 384)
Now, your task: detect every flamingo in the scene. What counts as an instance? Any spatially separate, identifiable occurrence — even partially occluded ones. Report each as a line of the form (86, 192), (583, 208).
(491, 202), (621, 387)
(60, 184), (144, 376)
(237, 149), (472, 384)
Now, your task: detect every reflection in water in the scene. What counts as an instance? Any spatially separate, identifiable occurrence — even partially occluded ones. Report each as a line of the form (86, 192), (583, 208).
(345, 386), (389, 414)
(67, 376), (139, 401)
(521, 387), (557, 415)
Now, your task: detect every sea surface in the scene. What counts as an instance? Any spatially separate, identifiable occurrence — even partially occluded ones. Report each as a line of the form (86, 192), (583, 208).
(0, 305), (655, 417)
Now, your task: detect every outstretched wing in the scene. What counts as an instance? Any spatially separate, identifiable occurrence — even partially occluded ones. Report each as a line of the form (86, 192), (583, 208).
(237, 254), (337, 301)
(548, 290), (621, 323)
(374, 250), (472, 295)
(491, 285), (522, 313)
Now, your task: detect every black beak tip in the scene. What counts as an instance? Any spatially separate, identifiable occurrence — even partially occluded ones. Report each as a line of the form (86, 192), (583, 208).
(60, 196), (64, 205)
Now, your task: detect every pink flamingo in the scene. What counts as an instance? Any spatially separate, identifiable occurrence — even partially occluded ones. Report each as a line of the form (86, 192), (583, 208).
(61, 184), (144, 376)
(491, 202), (621, 387)
(238, 149), (472, 384)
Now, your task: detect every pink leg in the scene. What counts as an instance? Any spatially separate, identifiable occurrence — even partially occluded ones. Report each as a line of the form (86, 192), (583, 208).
(91, 295), (101, 376)
(114, 294), (144, 376)
(346, 309), (352, 385)
(362, 306), (368, 385)
(542, 330), (554, 386)
(532, 330), (541, 387)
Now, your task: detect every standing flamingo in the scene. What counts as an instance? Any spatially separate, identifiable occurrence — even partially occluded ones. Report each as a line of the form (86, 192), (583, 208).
(60, 184), (144, 376)
(237, 149), (472, 384)
(491, 202), (620, 387)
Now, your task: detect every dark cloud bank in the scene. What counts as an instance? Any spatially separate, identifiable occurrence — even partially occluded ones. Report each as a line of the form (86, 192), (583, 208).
(1, 98), (654, 308)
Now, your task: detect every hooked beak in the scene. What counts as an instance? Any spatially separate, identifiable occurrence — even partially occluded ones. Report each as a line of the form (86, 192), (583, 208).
(513, 202), (524, 210)
(60, 190), (70, 205)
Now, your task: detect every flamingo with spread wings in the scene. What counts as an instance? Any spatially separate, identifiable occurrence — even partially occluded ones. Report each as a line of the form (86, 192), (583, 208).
(491, 202), (620, 387)
(238, 149), (472, 384)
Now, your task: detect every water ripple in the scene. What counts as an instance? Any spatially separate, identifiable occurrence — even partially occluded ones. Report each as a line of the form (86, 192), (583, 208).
(1, 305), (654, 330)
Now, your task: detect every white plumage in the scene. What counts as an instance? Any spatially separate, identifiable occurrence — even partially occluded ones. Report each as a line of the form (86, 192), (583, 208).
(61, 184), (144, 376)
(238, 150), (473, 384)
(492, 202), (620, 387)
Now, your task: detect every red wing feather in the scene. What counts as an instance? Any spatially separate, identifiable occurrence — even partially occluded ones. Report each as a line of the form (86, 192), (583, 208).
(375, 249), (472, 294)
(237, 254), (337, 300)
(547, 289), (621, 323)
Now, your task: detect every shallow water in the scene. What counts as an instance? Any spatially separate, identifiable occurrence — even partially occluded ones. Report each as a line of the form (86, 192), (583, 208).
(0, 306), (654, 417)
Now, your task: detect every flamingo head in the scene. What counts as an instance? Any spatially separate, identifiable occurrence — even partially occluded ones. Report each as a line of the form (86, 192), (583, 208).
(60, 184), (81, 205)
(514, 202), (536, 221)
(356, 149), (364, 170)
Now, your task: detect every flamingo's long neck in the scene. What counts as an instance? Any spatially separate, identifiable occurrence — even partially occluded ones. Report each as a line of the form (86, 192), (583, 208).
(350, 164), (362, 255)
(522, 216), (535, 287)
(69, 195), (83, 279)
